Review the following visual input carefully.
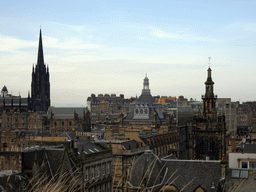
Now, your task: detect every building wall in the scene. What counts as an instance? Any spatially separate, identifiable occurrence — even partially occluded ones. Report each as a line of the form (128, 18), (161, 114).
(216, 98), (237, 136)
(229, 152), (256, 168)
(0, 151), (23, 172)
(0, 110), (29, 131)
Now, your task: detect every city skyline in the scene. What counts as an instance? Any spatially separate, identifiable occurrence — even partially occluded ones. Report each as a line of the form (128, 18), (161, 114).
(1, 0), (256, 106)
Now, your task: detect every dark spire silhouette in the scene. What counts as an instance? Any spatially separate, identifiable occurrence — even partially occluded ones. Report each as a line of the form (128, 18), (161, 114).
(31, 29), (50, 112)
(37, 29), (44, 66)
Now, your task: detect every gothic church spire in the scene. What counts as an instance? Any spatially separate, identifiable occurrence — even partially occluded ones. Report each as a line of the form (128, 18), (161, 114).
(37, 29), (44, 66)
(31, 29), (50, 112)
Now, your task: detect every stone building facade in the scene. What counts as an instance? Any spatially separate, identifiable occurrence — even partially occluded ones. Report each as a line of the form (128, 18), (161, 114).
(47, 107), (91, 135)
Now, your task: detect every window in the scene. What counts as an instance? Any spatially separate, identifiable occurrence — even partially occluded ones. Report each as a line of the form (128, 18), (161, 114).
(242, 162), (248, 168)
(107, 163), (110, 175)
(62, 122), (64, 126)
(97, 166), (100, 177)
(249, 162), (256, 169)
(102, 164), (105, 175)
(85, 168), (89, 180)
(91, 167), (94, 178)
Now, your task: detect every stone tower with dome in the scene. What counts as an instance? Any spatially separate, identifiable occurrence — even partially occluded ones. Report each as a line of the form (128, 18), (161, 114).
(125, 75), (164, 124)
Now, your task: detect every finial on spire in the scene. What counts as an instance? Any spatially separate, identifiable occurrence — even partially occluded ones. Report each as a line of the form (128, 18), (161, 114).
(208, 57), (211, 68)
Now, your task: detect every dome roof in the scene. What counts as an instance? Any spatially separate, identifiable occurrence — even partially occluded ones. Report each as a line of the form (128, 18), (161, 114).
(2, 85), (7, 92)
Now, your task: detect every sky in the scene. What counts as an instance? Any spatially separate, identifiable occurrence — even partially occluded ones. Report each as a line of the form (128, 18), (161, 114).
(1, 0), (256, 107)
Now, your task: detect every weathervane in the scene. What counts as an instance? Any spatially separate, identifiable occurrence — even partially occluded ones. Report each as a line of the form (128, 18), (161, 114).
(208, 57), (211, 67)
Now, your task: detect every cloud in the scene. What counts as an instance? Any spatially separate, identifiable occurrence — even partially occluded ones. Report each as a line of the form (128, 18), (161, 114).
(149, 26), (219, 43)
(223, 22), (256, 32)
(0, 35), (37, 52)
(44, 36), (101, 50)
(149, 27), (183, 39)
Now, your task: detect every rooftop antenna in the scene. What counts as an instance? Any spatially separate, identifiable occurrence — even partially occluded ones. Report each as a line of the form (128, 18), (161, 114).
(208, 57), (211, 67)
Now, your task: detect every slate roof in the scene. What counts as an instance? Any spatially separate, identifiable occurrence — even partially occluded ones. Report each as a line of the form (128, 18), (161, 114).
(161, 154), (178, 160)
(94, 124), (106, 132)
(47, 107), (87, 119)
(125, 103), (165, 122)
(122, 140), (139, 150)
(22, 147), (65, 178)
(128, 150), (166, 188)
(162, 159), (222, 192)
(57, 132), (76, 140)
(44, 148), (65, 176)
(23, 148), (45, 170)
(17, 131), (35, 138)
(0, 172), (27, 192)
(238, 143), (256, 153)
(76, 140), (106, 155)
(36, 130), (50, 137)
(87, 95), (123, 104)
(99, 111), (120, 122)
(124, 77), (165, 122)
(0, 96), (29, 106)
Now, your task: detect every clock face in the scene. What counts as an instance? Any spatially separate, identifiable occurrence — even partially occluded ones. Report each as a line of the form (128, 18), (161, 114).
(140, 109), (143, 114)
(135, 109), (139, 114)
(145, 109), (148, 114)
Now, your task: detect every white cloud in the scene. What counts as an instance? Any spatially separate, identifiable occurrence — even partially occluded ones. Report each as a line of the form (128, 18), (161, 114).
(149, 27), (183, 39)
(44, 36), (101, 50)
(0, 35), (37, 52)
(149, 26), (219, 43)
(223, 22), (256, 32)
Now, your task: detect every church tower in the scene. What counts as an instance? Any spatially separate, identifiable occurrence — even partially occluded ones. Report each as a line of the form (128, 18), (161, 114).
(31, 29), (50, 112)
(193, 61), (226, 160)
(202, 67), (217, 121)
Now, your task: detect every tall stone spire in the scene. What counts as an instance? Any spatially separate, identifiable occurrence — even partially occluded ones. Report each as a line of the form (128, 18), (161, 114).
(37, 29), (44, 66)
(202, 66), (217, 121)
(31, 29), (50, 112)
(204, 67), (214, 98)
